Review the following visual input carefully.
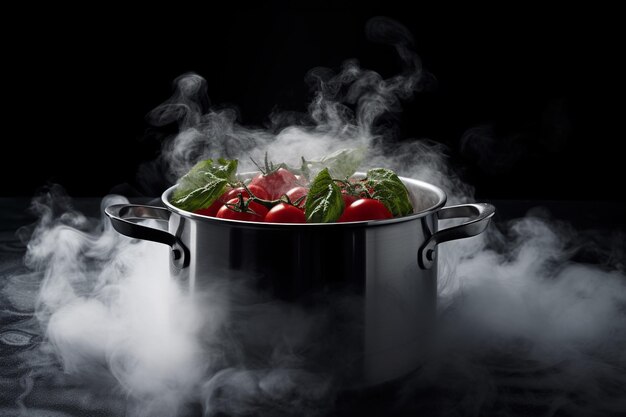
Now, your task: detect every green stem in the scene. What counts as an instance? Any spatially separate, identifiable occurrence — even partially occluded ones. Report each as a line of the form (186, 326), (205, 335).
(240, 183), (282, 209)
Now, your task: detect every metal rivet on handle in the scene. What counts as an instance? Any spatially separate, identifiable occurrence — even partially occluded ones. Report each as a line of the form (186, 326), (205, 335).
(418, 240), (436, 270)
(170, 243), (189, 269)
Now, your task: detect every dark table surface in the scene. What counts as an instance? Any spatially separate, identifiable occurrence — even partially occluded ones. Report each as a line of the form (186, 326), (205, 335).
(1, 196), (625, 417)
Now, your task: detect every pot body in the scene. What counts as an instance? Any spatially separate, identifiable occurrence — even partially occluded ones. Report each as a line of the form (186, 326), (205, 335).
(106, 175), (494, 387)
(169, 199), (438, 386)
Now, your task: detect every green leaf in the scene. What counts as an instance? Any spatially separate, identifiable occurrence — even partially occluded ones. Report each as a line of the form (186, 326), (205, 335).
(366, 168), (414, 217)
(315, 147), (367, 179)
(305, 168), (345, 223)
(170, 158), (238, 212)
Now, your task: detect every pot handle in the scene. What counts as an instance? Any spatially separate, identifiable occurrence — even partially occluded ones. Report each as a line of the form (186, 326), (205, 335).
(418, 203), (495, 269)
(105, 204), (189, 269)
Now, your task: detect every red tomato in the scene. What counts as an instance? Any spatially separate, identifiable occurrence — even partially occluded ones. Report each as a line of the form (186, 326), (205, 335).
(264, 203), (306, 223)
(249, 168), (298, 200)
(247, 184), (271, 200)
(338, 198), (393, 222)
(216, 198), (268, 222)
(194, 199), (223, 217)
(285, 186), (308, 209)
(222, 185), (271, 202)
(194, 186), (235, 217)
(341, 192), (358, 207)
(194, 184), (272, 218)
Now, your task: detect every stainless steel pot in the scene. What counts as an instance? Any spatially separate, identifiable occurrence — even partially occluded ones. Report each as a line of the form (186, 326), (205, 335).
(105, 174), (494, 387)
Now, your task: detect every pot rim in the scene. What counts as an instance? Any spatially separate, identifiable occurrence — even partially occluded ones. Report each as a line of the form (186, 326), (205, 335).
(161, 172), (447, 229)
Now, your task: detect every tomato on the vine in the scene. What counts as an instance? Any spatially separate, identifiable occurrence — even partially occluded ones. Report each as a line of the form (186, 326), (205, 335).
(216, 197), (269, 222)
(338, 198), (392, 222)
(249, 168), (299, 200)
(285, 186), (308, 209)
(264, 203), (306, 223)
(338, 179), (371, 207)
(246, 184), (271, 200)
(222, 184), (271, 202)
(341, 191), (358, 207)
(194, 185), (271, 218)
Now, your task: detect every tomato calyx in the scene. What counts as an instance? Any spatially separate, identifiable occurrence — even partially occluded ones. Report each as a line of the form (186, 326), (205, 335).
(230, 183), (300, 214)
(224, 193), (265, 217)
(237, 182), (283, 210)
(288, 194), (307, 208)
(282, 186), (308, 209)
(249, 152), (289, 177)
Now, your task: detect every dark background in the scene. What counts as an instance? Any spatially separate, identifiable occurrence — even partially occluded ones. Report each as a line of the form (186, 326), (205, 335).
(3, 5), (622, 202)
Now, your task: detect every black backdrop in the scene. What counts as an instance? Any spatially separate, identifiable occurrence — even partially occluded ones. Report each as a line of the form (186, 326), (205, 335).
(4, 5), (622, 202)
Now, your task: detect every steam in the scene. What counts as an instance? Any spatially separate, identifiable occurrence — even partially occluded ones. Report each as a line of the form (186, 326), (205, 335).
(143, 16), (433, 190)
(399, 214), (626, 415)
(12, 189), (208, 416)
(1, 16), (624, 417)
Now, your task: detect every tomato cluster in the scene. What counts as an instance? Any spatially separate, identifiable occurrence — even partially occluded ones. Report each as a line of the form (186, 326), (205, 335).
(193, 168), (392, 223)
(337, 180), (392, 222)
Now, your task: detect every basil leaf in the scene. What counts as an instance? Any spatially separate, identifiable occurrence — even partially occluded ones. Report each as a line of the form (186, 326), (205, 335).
(171, 158), (238, 212)
(366, 168), (414, 217)
(305, 168), (345, 223)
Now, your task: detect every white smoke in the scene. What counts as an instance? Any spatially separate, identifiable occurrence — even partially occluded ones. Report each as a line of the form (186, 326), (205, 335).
(6, 187), (340, 416)
(1, 16), (624, 417)
(143, 16), (433, 190)
(10, 189), (209, 416)
(395, 213), (626, 416)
